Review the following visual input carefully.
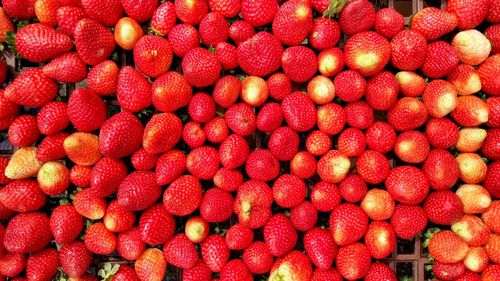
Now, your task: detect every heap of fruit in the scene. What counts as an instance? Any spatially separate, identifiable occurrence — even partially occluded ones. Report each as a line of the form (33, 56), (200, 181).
(0, 0), (499, 280)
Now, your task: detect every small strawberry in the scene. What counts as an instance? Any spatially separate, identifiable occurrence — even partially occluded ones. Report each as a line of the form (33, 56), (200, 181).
(268, 127), (299, 161)
(87, 60), (119, 96)
(182, 260), (212, 281)
(50, 204), (84, 244)
(89, 158), (127, 198)
(242, 242), (273, 274)
(8, 115), (40, 147)
(395, 71), (427, 97)
(422, 79), (458, 118)
(138, 203), (175, 246)
(365, 263), (397, 281)
(188, 92), (216, 123)
(142, 113), (182, 154)
(237, 31), (283, 76)
(225, 224), (254, 250)
(68, 88), (107, 132)
(64, 132), (102, 166)
(115, 17), (143, 50)
(391, 30), (428, 71)
(117, 227), (145, 261)
(307, 75), (335, 105)
(281, 92), (317, 132)
(0, 179), (46, 212)
(133, 35), (173, 78)
(4, 147), (43, 180)
(121, 0), (158, 23)
(213, 75), (241, 108)
(152, 71), (192, 113)
(201, 235), (230, 272)
(69, 165), (92, 188)
(186, 146), (220, 180)
(135, 248), (166, 281)
(425, 190), (464, 225)
(111, 265), (140, 281)
(336, 242), (371, 280)
(219, 134), (249, 169)
(74, 18), (116, 65)
(446, 0), (489, 30)
(43, 52), (87, 83)
(306, 130), (331, 156)
(411, 7), (457, 41)
(290, 200), (318, 232)
(81, 0), (122, 26)
(245, 149), (280, 182)
(272, 174), (306, 208)
(365, 221), (396, 259)
(338, 174), (367, 203)
(163, 175), (202, 216)
(214, 43), (238, 70)
(234, 180), (273, 229)
(116, 66), (151, 112)
(304, 227), (337, 270)
(117, 171), (162, 211)
(199, 12), (229, 46)
(386, 165), (430, 205)
(365, 71), (399, 110)
(4, 212), (51, 253)
(345, 101), (374, 130)
(451, 95), (489, 127)
(428, 230), (469, 263)
(26, 248), (60, 281)
(16, 23), (73, 63)
(394, 131), (430, 164)
(290, 151), (317, 179)
(37, 161), (70, 195)
(317, 150), (350, 183)
(214, 168), (243, 192)
(131, 148), (158, 171)
(337, 0), (375, 36)
(73, 188), (107, 220)
(463, 247), (488, 273)
(163, 234), (198, 269)
(388, 97), (428, 131)
(477, 54), (500, 96)
(356, 150), (391, 184)
(36, 101), (68, 135)
(167, 23), (200, 57)
(333, 70), (366, 102)
(99, 112), (143, 159)
(344, 31), (391, 77)
(150, 2), (176, 35)
(267, 72), (291, 101)
(199, 188), (234, 222)
(448, 64), (482, 96)
(282, 46), (317, 83)
(361, 188), (395, 221)
(309, 17), (340, 51)
(241, 0), (277, 27)
(175, 0), (208, 25)
(204, 117), (229, 143)
(457, 127), (487, 153)
(5, 68), (58, 108)
(329, 203), (369, 246)
(184, 216), (209, 244)
(375, 8), (404, 39)
(269, 251), (312, 280)
(182, 47), (221, 88)
(423, 149), (460, 190)
(59, 241), (93, 278)
(56, 6), (88, 37)
(426, 118), (459, 149)
(155, 150), (186, 185)
(456, 152), (488, 184)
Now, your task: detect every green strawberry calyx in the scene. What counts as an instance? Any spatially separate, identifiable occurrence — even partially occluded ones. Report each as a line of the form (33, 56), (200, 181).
(323, 0), (348, 18)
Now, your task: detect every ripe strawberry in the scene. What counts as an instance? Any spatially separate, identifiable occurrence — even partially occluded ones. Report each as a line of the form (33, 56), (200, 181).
(477, 54), (500, 96)
(452, 30), (491, 65)
(290, 200), (318, 232)
(118, 18), (145, 51)
(167, 23), (200, 57)
(433, 261), (466, 280)
(163, 234), (198, 269)
(8, 115), (40, 147)
(333, 70), (366, 102)
(199, 12), (229, 46)
(361, 188), (395, 221)
(375, 7), (404, 39)
(188, 93), (215, 123)
(485, 25), (500, 54)
(131, 148), (158, 171)
(426, 118), (459, 149)
(182, 47), (221, 87)
(305, 130), (330, 156)
(219, 134), (249, 169)
(256, 102), (282, 132)
(0, 89), (19, 119)
(394, 131), (430, 164)
(240, 76), (268, 106)
(135, 248), (166, 281)
(309, 17), (340, 50)
(422, 79), (458, 118)
(151, 72), (191, 113)
(26, 248), (59, 281)
(225, 224), (254, 250)
(220, 260), (252, 281)
(68, 88), (107, 132)
(5, 68), (58, 108)
(142, 113), (182, 154)
(0, 252), (26, 277)
(133, 35), (172, 78)
(356, 150), (391, 184)
(81, 0), (122, 26)
(365, 221), (396, 259)
(200, 188), (234, 223)
(111, 265), (140, 281)
(483, 265), (500, 281)
(214, 42), (238, 71)
(456, 128), (488, 153)
(338, 174), (368, 203)
(4, 147), (43, 180)
(69, 165), (92, 188)
(423, 149), (460, 190)
(329, 203), (368, 246)
(365, 71), (399, 110)
(317, 150), (350, 183)
(175, 0), (208, 25)
(242, 242), (273, 274)
(0, 179), (46, 212)
(139, 203), (175, 246)
(484, 161), (500, 199)
(483, 129), (500, 160)
(487, 97), (500, 128)
(281, 92), (316, 132)
(307, 75), (335, 105)
(100, 112), (143, 159)
(312, 268), (342, 281)
(429, 230), (469, 263)
(411, 7), (457, 40)
(50, 204), (83, 244)
(83, 60), (116, 96)
(344, 31), (391, 77)
(118, 171), (162, 211)
(446, 0), (489, 30)
(184, 216), (209, 244)
(16, 23), (73, 63)
(212, 75), (240, 108)
(186, 146), (220, 180)
(282, 46), (317, 83)
(463, 246), (489, 273)
(421, 41), (459, 78)
(269, 251), (312, 280)
(290, 152), (316, 179)
(89, 158), (127, 198)
(234, 180), (273, 229)
(213, 168), (243, 192)
(36, 101), (68, 135)
(304, 227), (336, 270)
(37, 161), (70, 195)
(150, 2), (176, 35)
(225, 103), (257, 136)
(457, 184), (492, 215)
(59, 241), (93, 278)
(241, 0), (277, 27)
(121, 0), (158, 23)
(117, 227), (145, 261)
(228, 20), (255, 46)
(202, 235), (230, 272)
(425, 190), (464, 225)
(268, 127), (299, 161)
(456, 152), (488, 184)
(4, 212), (51, 253)
(395, 71), (426, 97)
(182, 260), (212, 281)
(448, 64), (482, 96)
(155, 150), (186, 185)
(391, 30), (427, 71)
(63, 132), (101, 166)
(452, 214), (490, 246)
(272, 1), (312, 46)
(73, 188), (106, 220)
(365, 263), (397, 281)
(336, 242), (371, 280)
(452, 95), (489, 127)
(163, 175), (202, 216)
(237, 31), (283, 77)
(388, 97), (428, 131)
(208, 0), (240, 18)
(74, 18), (116, 65)
(43, 52), (87, 83)
(337, 0), (375, 35)
(0, 157), (12, 185)
(386, 165), (430, 205)
(56, 6), (87, 37)
(337, 128), (366, 157)
(345, 101), (374, 129)
(0, 8), (14, 41)
(271, 174), (305, 208)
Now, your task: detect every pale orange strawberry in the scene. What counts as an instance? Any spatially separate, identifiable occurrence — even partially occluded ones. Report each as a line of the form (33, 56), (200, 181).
(456, 184), (492, 214)
(456, 153), (487, 184)
(486, 234), (500, 264)
(451, 95), (489, 127)
(317, 48), (344, 77)
(135, 248), (166, 281)
(5, 147), (42, 180)
(463, 246), (489, 273)
(448, 64), (482, 96)
(63, 132), (102, 166)
(456, 128), (487, 152)
(452, 30), (491, 66)
(422, 80), (458, 118)
(114, 17), (143, 50)
(428, 230), (469, 264)
(37, 161), (70, 195)
(395, 71), (426, 97)
(451, 215), (490, 246)
(361, 188), (395, 221)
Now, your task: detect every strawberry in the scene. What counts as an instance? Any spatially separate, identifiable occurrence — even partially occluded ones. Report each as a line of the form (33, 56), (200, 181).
(202, 235), (230, 272)
(81, 0), (122, 26)
(317, 150), (350, 183)
(241, 0), (277, 27)
(26, 248), (59, 281)
(483, 200), (500, 233)
(336, 242), (371, 280)
(99, 112), (143, 159)
(361, 188), (395, 221)
(182, 122), (205, 147)
(337, 0), (375, 35)
(451, 214), (490, 246)
(117, 171), (162, 211)
(186, 146), (220, 180)
(139, 203), (175, 246)
(391, 30), (428, 71)
(214, 42), (238, 70)
(375, 8), (404, 39)
(256, 103), (282, 132)
(290, 200), (318, 232)
(483, 129), (500, 160)
(131, 148), (158, 171)
(0, 89), (20, 119)
(135, 248), (166, 281)
(5, 68), (58, 108)
(229, 20), (255, 46)
(199, 12), (229, 46)
(395, 71), (427, 97)
(271, 174), (305, 208)
(426, 118), (459, 149)
(63, 132), (102, 166)
(117, 227), (145, 261)
(34, 0), (59, 26)
(37, 161), (70, 195)
(463, 247), (489, 273)
(344, 31), (391, 77)
(150, 2), (176, 35)
(365, 71), (399, 110)
(175, 0), (208, 25)
(234, 180), (273, 229)
(0, 252), (26, 277)
(182, 47), (221, 87)
(8, 115), (40, 147)
(457, 154), (487, 184)
(456, 128), (487, 152)
(121, 0), (158, 23)
(269, 251), (313, 280)
(155, 150), (186, 185)
(394, 131), (430, 164)
(309, 18), (340, 51)
(329, 203), (368, 246)
(433, 261), (466, 280)
(0, 157), (12, 185)
(56, 6), (87, 37)
(338, 128), (366, 157)
(69, 165), (92, 188)
(365, 221), (396, 259)
(242, 242), (273, 274)
(184, 216), (209, 244)
(268, 127), (299, 161)
(306, 130), (331, 156)
(163, 175), (202, 216)
(488, 0), (500, 22)
(483, 265), (500, 281)
(68, 88), (107, 132)
(36, 101), (68, 135)
(365, 263), (397, 281)
(116, 18), (143, 50)
(89, 158), (127, 197)
(484, 162), (500, 199)
(74, 18), (116, 65)
(237, 31), (284, 77)
(225, 103), (257, 136)
(272, 1), (312, 46)
(422, 79), (458, 118)
(345, 101), (374, 130)
(116, 66), (151, 112)
(43, 53), (87, 83)
(448, 64), (482, 96)
(452, 30), (491, 65)
(163, 234), (198, 269)
(411, 7), (457, 41)
(182, 260), (212, 281)
(220, 259), (252, 281)
(388, 97), (428, 131)
(333, 70), (366, 102)
(424, 190), (464, 225)
(153, 71), (192, 113)
(219, 134), (249, 169)
(143, 113), (182, 154)
(281, 92), (317, 132)
(485, 24), (500, 54)
(0, 179), (46, 212)
(0, 8), (14, 42)
(167, 23), (200, 57)
(446, 0), (489, 30)
(199, 188), (233, 222)
(73, 188), (107, 219)
(307, 75), (335, 105)
(356, 150), (391, 184)
(304, 227), (336, 270)
(421, 41), (459, 78)
(429, 230), (469, 263)
(3, 0), (36, 19)
(214, 168), (243, 192)
(87, 60), (119, 96)
(282, 46), (317, 83)
(423, 149), (460, 190)
(111, 265), (140, 281)
(188, 92), (215, 123)
(240, 76), (268, 107)
(225, 224), (254, 250)
(204, 118), (229, 144)
(133, 35), (173, 78)
(477, 54), (500, 96)
(245, 149), (279, 182)
(208, 0), (240, 18)
(50, 204), (83, 244)
(312, 268), (342, 281)
(59, 241), (93, 278)
(4, 212), (51, 253)
(212, 75), (241, 108)
(452, 96), (489, 127)
(4, 147), (43, 180)
(338, 174), (367, 203)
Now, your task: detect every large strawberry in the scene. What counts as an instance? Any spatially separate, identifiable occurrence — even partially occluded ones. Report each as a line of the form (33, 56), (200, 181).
(428, 230), (469, 263)
(56, 6), (87, 37)
(272, 0), (313, 46)
(50, 204), (84, 244)
(151, 71), (192, 112)
(304, 227), (337, 270)
(36, 101), (68, 135)
(200, 188), (233, 223)
(142, 113), (182, 154)
(163, 175), (202, 216)
(155, 150), (186, 185)
(81, 0), (123, 26)
(26, 248), (60, 281)
(199, 12), (229, 46)
(4, 68), (58, 108)
(163, 234), (198, 269)
(138, 203), (175, 246)
(386, 166), (430, 205)
(99, 112), (143, 159)
(168, 23), (200, 57)
(234, 180), (273, 229)
(133, 35), (173, 78)
(43, 52), (88, 83)
(117, 227), (146, 261)
(477, 54), (500, 96)
(336, 242), (371, 280)
(8, 115), (40, 147)
(3, 0), (36, 19)
(219, 134), (250, 169)
(135, 248), (166, 281)
(264, 214), (298, 257)
(424, 190), (464, 225)
(241, 0), (277, 27)
(117, 171), (162, 211)
(344, 31), (391, 77)
(174, 0), (208, 25)
(329, 203), (369, 246)
(74, 18), (116, 65)
(121, 0), (158, 23)
(411, 7), (458, 41)
(337, 0), (375, 36)
(201, 234), (230, 272)
(390, 205), (428, 239)
(282, 46), (317, 83)
(63, 132), (102, 166)
(423, 149), (460, 190)
(89, 158), (127, 197)
(59, 241), (93, 278)
(67, 88), (107, 132)
(3, 212), (52, 253)
(281, 92), (317, 132)
(446, 0), (489, 30)
(391, 30), (428, 71)
(237, 31), (283, 77)
(0, 179), (46, 212)
(116, 66), (152, 112)
(182, 47), (221, 87)
(87, 60), (119, 96)
(364, 221), (396, 259)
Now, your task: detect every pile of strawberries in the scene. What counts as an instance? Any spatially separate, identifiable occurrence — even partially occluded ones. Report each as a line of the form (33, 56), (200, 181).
(0, 0), (499, 280)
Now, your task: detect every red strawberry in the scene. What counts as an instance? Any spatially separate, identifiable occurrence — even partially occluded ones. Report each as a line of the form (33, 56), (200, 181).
(281, 92), (317, 132)
(200, 188), (234, 222)
(5, 68), (58, 108)
(428, 230), (469, 263)
(241, 0), (277, 27)
(73, 188), (106, 220)
(422, 79), (458, 118)
(395, 71), (427, 97)
(208, 0), (240, 18)
(228, 20), (255, 46)
(242, 242), (273, 274)
(81, 0), (122, 26)
(452, 215), (490, 246)
(0, 8), (14, 42)
(365, 263), (397, 281)
(183, 123), (205, 147)
(138, 203), (175, 246)
(214, 168), (243, 192)
(391, 204), (427, 239)
(188, 93), (215, 123)
(268, 127), (299, 161)
(267, 72), (291, 101)
(133, 35), (173, 78)
(477, 54), (500, 96)
(486, 234), (500, 264)
(290, 151), (317, 179)
(237, 31), (283, 77)
(282, 46), (317, 83)
(225, 224), (254, 250)
(0, 252), (26, 277)
(163, 234), (198, 269)
(37, 161), (70, 195)
(482, 129), (500, 160)
(121, 0), (158, 23)
(36, 101), (68, 135)
(152, 74), (191, 115)
(317, 150), (350, 183)
(375, 8), (404, 39)
(214, 42), (238, 70)
(182, 47), (221, 87)
(272, 1), (312, 46)
(361, 188), (395, 221)
(317, 47), (345, 78)
(116, 66), (152, 112)
(484, 161), (500, 199)
(333, 70), (366, 102)
(485, 24), (500, 54)
(309, 17), (340, 51)
(421, 41), (459, 78)
(16, 23), (73, 63)
(0, 179), (46, 212)
(0, 157), (12, 186)
(89, 158), (127, 197)
(338, 174), (367, 203)
(4, 212), (51, 253)
(290, 200), (318, 232)
(394, 131), (430, 164)
(329, 203), (368, 246)
(433, 261), (466, 280)
(3, 0), (36, 19)
(135, 248), (166, 281)
(202, 235), (230, 272)
(142, 113), (182, 154)
(225, 103), (257, 136)
(272, 174), (305, 208)
(199, 12), (229, 46)
(425, 190), (464, 225)
(386, 166), (430, 205)
(67, 88), (107, 132)
(186, 146), (220, 180)
(87, 60), (119, 96)
(456, 184), (492, 214)
(117, 227), (145, 261)
(0, 89), (20, 119)
(111, 265), (140, 281)
(446, 0), (489, 30)
(344, 31), (391, 77)
(306, 130), (331, 156)
(56, 6), (87, 37)
(174, 0), (208, 25)
(212, 75), (240, 108)
(451, 95), (489, 127)
(426, 118), (459, 149)
(365, 71), (399, 111)
(337, 0), (375, 35)
(256, 103), (282, 133)
(118, 171), (162, 211)
(182, 260), (212, 281)
(26, 248), (59, 281)
(167, 23), (200, 57)
(50, 204), (83, 244)
(163, 175), (202, 216)
(69, 165), (92, 188)
(245, 149), (280, 182)
(269, 251), (312, 281)
(218, 134), (249, 169)
(43, 52), (87, 83)
(345, 101), (374, 129)
(411, 7), (457, 41)
(391, 30), (428, 71)
(388, 97), (428, 131)
(234, 180), (273, 229)
(131, 148), (158, 171)
(74, 18), (116, 65)
(99, 112), (143, 158)
(150, 2), (176, 35)
(60, 241), (93, 278)
(8, 115), (40, 147)
(312, 268), (343, 281)
(336, 242), (371, 280)
(304, 227), (337, 270)
(488, 0), (500, 23)
(364, 221), (396, 259)
(448, 64), (482, 96)
(220, 259), (252, 281)
(155, 150), (186, 185)
(423, 149), (460, 190)
(356, 150), (391, 184)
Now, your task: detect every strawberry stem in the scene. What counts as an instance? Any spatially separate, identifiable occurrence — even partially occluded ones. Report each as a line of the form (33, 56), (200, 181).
(323, 0), (348, 18)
